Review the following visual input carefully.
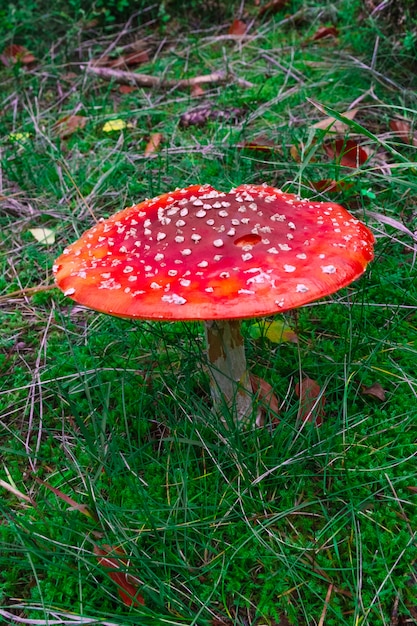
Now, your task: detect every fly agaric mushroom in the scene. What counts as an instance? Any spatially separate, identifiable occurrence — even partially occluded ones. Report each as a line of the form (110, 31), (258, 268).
(53, 184), (374, 423)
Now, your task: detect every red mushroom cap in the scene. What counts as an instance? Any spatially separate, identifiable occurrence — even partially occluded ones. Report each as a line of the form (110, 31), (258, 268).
(53, 184), (374, 320)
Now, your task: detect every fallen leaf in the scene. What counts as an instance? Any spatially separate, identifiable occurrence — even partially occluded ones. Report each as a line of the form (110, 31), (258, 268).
(190, 84), (205, 97)
(53, 114), (87, 139)
(8, 132), (31, 143)
(249, 319), (298, 344)
(290, 144), (301, 162)
(29, 228), (55, 245)
(228, 19), (247, 35)
(361, 382), (386, 401)
(2, 44), (36, 66)
(295, 377), (325, 425)
(251, 375), (280, 426)
(258, 0), (289, 17)
(312, 108), (358, 133)
(310, 179), (353, 193)
(144, 132), (162, 157)
(102, 119), (129, 132)
(118, 84), (137, 94)
(94, 544), (145, 607)
(324, 139), (368, 167)
(311, 26), (339, 41)
(238, 135), (280, 152)
(407, 486), (417, 494)
(389, 118), (417, 146)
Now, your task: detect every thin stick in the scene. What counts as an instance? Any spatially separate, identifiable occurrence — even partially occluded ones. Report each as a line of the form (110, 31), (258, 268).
(0, 284), (55, 304)
(318, 583), (334, 626)
(86, 66), (229, 89)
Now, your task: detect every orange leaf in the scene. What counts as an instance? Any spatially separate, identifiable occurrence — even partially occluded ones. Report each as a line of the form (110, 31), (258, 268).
(144, 132), (163, 157)
(324, 139), (368, 168)
(228, 19), (247, 36)
(389, 118), (417, 146)
(94, 545), (145, 607)
(295, 377), (325, 425)
(312, 26), (338, 41)
(53, 115), (87, 139)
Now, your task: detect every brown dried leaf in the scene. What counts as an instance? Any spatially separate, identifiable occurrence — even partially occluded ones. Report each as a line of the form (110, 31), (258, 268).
(190, 84), (205, 98)
(361, 382), (386, 401)
(312, 108), (358, 133)
(53, 114), (87, 139)
(94, 544), (145, 607)
(324, 139), (368, 167)
(144, 132), (163, 157)
(118, 84), (137, 94)
(258, 0), (289, 17)
(238, 135), (280, 153)
(290, 144), (301, 162)
(295, 377), (325, 425)
(251, 375), (280, 426)
(228, 19), (247, 36)
(389, 118), (417, 146)
(311, 26), (339, 41)
(2, 44), (36, 66)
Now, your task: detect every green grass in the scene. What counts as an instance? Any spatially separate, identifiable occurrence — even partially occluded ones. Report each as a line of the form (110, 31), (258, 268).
(1, 1), (417, 624)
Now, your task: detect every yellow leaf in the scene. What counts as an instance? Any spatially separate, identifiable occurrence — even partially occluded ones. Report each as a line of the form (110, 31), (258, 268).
(102, 119), (129, 132)
(8, 132), (31, 142)
(249, 319), (298, 344)
(29, 228), (55, 245)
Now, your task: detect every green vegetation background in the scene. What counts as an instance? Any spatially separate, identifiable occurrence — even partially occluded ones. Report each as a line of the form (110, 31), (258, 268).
(1, 1), (417, 625)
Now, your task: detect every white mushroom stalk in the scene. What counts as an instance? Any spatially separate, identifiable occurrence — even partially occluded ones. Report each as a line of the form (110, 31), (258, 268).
(54, 183), (374, 426)
(204, 319), (253, 424)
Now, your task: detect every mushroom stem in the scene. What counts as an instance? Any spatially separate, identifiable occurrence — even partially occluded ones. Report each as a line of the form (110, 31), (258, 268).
(204, 319), (254, 424)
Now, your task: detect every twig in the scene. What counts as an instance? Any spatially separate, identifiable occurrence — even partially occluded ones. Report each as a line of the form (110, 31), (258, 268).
(318, 583), (334, 626)
(0, 284), (55, 305)
(85, 66), (250, 89)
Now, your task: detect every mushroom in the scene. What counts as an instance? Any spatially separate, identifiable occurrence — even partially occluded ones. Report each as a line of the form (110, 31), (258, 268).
(53, 184), (374, 424)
